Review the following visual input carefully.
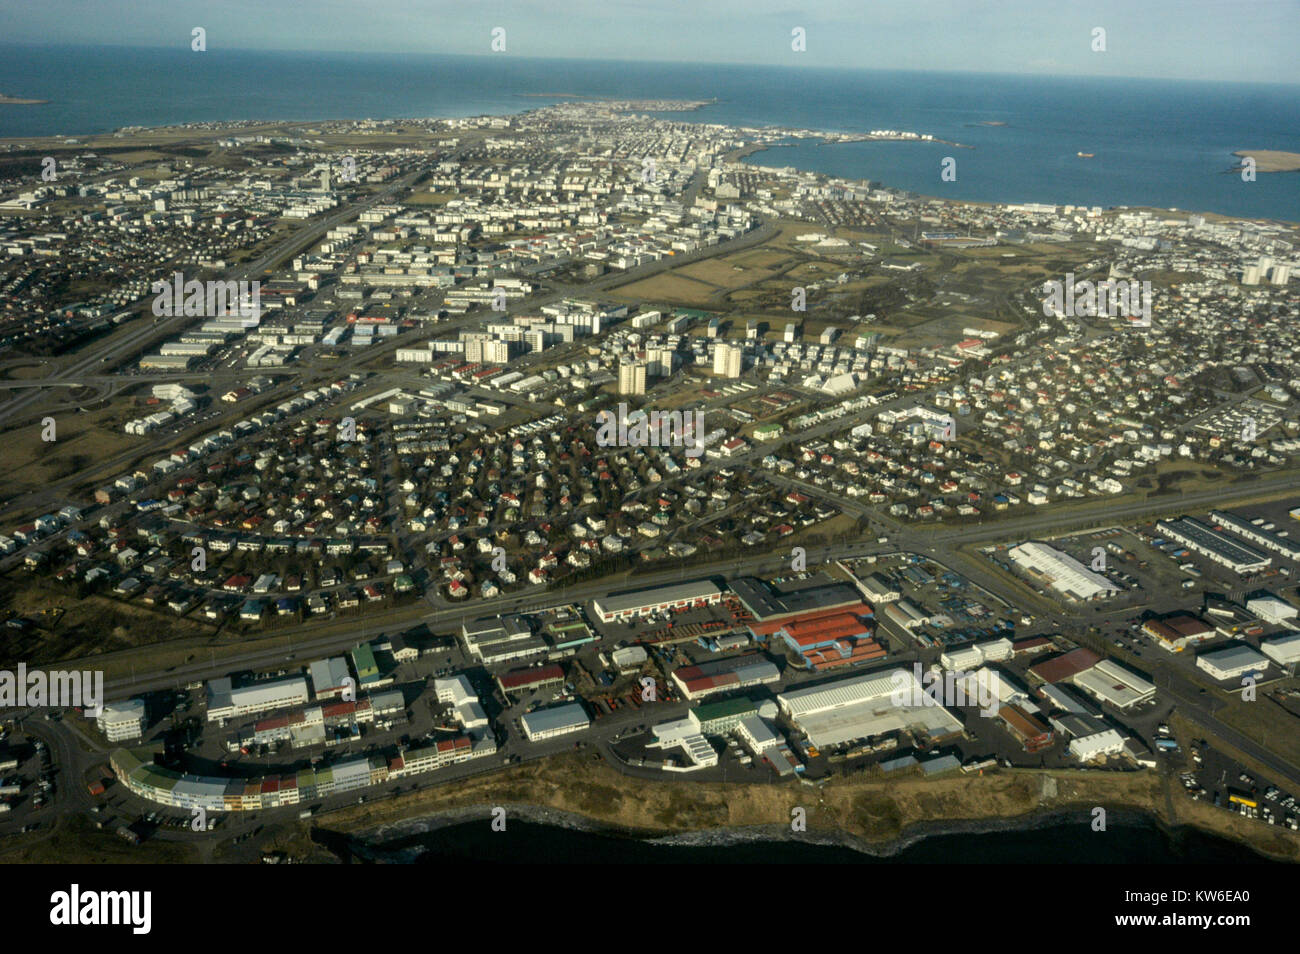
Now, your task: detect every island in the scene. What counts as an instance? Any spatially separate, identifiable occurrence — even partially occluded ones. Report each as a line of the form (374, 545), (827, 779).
(0, 92), (49, 105)
(1233, 150), (1300, 173)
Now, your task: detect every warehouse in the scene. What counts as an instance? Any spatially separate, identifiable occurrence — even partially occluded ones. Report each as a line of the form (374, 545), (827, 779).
(1067, 728), (1127, 762)
(1007, 541), (1120, 601)
(1260, 633), (1300, 667)
(1155, 517), (1271, 574)
(997, 704), (1054, 752)
(497, 663), (565, 695)
(671, 653), (780, 701)
(206, 675), (309, 723)
(1070, 659), (1156, 710)
(859, 573), (901, 604)
(1142, 614), (1216, 652)
(776, 668), (964, 749)
(1246, 595), (1298, 626)
(520, 702), (590, 741)
(1028, 648), (1102, 685)
(460, 614), (547, 664)
(610, 646), (648, 672)
(591, 580), (723, 623)
(1209, 511), (1300, 562)
(1196, 645), (1270, 681)
(732, 575), (871, 637)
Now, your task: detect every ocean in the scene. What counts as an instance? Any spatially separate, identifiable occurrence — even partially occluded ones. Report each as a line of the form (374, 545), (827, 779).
(2, 44), (1298, 222)
(359, 815), (1277, 865)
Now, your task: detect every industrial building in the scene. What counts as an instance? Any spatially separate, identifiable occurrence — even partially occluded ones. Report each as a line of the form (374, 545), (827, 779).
(1069, 659), (1156, 710)
(1209, 511), (1300, 562)
(460, 614), (548, 663)
(997, 704), (1054, 752)
(1196, 645), (1270, 681)
(939, 638), (1013, 671)
(1155, 517), (1271, 574)
(1142, 614), (1216, 652)
(497, 663), (566, 695)
(776, 668), (964, 749)
(98, 699), (147, 742)
(671, 653), (780, 701)
(590, 580), (723, 623)
(520, 702), (591, 741)
(1246, 594), (1298, 626)
(1260, 633), (1300, 667)
(1007, 541), (1120, 601)
(731, 575), (869, 638)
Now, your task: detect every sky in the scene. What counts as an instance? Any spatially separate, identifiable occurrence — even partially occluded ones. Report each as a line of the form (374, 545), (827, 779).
(6, 0), (1300, 84)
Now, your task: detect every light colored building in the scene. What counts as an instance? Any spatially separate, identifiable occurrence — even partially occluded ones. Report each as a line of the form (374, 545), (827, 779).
(98, 699), (147, 742)
(618, 357), (647, 395)
(591, 580), (722, 623)
(206, 676), (310, 723)
(1008, 541), (1120, 601)
(1196, 645), (1270, 681)
(520, 702), (590, 741)
(1260, 632), (1300, 667)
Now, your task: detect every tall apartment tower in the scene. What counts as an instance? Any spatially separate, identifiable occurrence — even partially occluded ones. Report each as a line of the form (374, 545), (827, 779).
(619, 358), (648, 395)
(713, 342), (742, 378)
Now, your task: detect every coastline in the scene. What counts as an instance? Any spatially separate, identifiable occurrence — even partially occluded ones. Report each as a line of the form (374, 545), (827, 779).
(341, 802), (1268, 863)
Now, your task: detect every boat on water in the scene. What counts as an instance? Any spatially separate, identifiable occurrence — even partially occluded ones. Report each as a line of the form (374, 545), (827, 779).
(1077, 152), (1095, 158)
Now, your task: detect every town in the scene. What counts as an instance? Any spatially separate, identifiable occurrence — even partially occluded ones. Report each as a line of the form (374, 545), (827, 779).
(0, 100), (1297, 862)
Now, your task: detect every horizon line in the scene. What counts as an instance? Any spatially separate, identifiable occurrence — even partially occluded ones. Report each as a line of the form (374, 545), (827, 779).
(2, 40), (1298, 88)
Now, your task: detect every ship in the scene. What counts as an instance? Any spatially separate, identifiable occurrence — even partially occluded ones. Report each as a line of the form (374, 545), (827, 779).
(1077, 151), (1095, 158)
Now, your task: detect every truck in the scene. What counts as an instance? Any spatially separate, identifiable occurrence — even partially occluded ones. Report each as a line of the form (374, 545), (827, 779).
(87, 781), (106, 796)
(0, 784), (20, 796)
(298, 807), (316, 820)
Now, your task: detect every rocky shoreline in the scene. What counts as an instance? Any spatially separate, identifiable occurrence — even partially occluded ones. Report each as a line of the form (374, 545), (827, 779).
(337, 802), (1174, 863)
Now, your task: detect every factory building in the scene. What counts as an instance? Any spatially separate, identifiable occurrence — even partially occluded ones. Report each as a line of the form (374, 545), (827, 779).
(520, 702), (591, 741)
(1007, 541), (1120, 601)
(997, 704), (1054, 752)
(731, 575), (871, 639)
(1155, 517), (1271, 575)
(1066, 728), (1127, 762)
(777, 668), (964, 749)
(461, 614), (548, 663)
(1246, 595), (1298, 627)
(497, 663), (565, 695)
(1142, 614), (1216, 652)
(591, 580), (723, 623)
(672, 653), (780, 701)
(1208, 511), (1300, 562)
(1069, 659), (1156, 710)
(1260, 633), (1300, 667)
(1196, 645), (1270, 681)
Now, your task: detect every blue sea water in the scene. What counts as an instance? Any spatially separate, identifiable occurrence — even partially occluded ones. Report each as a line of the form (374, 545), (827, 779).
(1, 44), (1297, 221)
